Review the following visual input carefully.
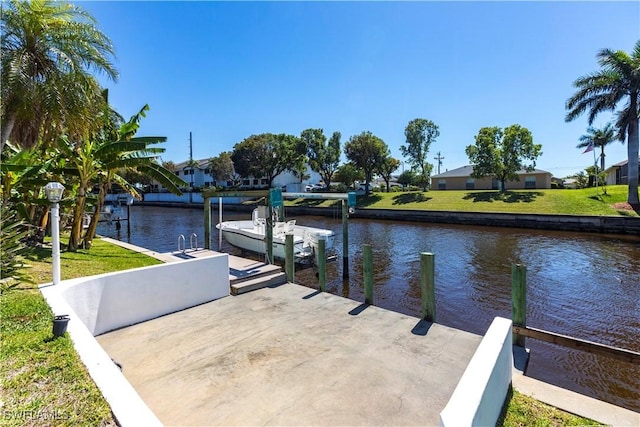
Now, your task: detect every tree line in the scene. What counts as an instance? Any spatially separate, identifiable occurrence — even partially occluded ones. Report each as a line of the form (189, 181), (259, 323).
(197, 119), (542, 196)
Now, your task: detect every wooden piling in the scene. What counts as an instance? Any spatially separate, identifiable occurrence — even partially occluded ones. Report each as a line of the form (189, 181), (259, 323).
(342, 199), (349, 279)
(285, 234), (294, 283)
(318, 238), (326, 292)
(512, 263), (527, 347)
(420, 252), (436, 322)
(363, 244), (373, 305)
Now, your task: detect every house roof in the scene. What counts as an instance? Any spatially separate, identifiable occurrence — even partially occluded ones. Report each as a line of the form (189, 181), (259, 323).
(174, 158), (210, 170)
(431, 165), (551, 179)
(605, 157), (640, 171)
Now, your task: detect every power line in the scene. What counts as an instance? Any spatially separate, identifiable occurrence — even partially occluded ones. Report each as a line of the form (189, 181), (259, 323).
(434, 151), (445, 175)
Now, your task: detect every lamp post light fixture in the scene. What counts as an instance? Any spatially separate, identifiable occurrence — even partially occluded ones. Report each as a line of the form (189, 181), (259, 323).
(44, 182), (65, 285)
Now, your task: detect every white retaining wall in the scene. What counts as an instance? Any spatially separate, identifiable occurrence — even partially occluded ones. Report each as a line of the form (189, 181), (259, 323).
(40, 254), (230, 426)
(439, 317), (513, 427)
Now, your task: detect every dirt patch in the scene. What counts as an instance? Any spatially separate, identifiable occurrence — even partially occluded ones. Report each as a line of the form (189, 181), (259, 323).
(612, 202), (636, 210)
(611, 202), (640, 215)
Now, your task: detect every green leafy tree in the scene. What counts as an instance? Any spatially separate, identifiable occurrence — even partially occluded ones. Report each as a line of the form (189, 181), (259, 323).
(396, 170), (416, 190)
(1, 0), (118, 153)
(465, 125), (542, 191)
(574, 171), (589, 189)
(208, 151), (235, 186)
(377, 157), (400, 193)
(344, 131), (389, 195)
(576, 123), (617, 172)
(401, 118), (439, 191)
(302, 129), (341, 190)
(565, 40), (640, 206)
(334, 163), (364, 190)
(231, 133), (305, 187)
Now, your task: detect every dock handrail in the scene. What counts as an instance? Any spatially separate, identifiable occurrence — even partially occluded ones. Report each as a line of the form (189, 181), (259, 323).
(178, 234), (186, 253)
(190, 233), (198, 251)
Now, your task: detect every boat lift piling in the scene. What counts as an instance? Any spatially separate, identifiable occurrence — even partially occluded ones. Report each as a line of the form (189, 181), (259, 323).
(317, 238), (327, 291)
(421, 252), (436, 322)
(363, 244), (374, 305)
(285, 234), (294, 282)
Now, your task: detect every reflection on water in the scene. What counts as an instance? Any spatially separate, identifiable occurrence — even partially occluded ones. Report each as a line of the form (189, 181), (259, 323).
(98, 206), (640, 411)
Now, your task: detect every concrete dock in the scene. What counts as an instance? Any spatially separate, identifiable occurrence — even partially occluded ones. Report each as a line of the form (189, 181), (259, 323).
(97, 282), (482, 426)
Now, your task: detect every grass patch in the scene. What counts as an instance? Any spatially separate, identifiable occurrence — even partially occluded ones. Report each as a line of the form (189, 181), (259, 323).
(498, 387), (601, 426)
(351, 185), (637, 216)
(0, 237), (161, 426)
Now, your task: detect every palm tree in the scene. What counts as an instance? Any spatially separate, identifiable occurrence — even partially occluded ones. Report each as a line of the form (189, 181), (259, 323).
(566, 40), (640, 206)
(576, 123), (617, 172)
(1, 0), (118, 153)
(60, 105), (187, 251)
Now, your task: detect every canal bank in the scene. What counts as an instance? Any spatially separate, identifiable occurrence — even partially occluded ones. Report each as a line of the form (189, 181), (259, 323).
(137, 201), (640, 235)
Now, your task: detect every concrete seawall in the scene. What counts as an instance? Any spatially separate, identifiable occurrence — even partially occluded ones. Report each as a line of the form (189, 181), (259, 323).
(137, 201), (640, 235)
(349, 208), (640, 235)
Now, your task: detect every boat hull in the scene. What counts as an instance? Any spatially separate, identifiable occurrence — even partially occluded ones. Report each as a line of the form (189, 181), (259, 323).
(216, 219), (334, 263)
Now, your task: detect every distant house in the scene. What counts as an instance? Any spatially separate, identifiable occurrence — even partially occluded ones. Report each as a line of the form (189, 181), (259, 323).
(151, 158), (321, 192)
(172, 159), (214, 189)
(430, 165), (551, 191)
(604, 158), (640, 185)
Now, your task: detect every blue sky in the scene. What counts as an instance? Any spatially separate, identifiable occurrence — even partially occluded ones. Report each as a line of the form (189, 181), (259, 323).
(80, 1), (639, 179)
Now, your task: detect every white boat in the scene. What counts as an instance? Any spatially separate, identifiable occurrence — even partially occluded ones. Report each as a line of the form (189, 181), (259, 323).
(216, 208), (335, 263)
(99, 204), (127, 222)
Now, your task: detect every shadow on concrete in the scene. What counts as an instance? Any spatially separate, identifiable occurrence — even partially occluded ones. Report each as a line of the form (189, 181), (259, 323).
(302, 290), (322, 300)
(411, 319), (433, 336)
(348, 303), (369, 316)
(512, 345), (530, 374)
(463, 191), (543, 204)
(392, 192), (432, 205)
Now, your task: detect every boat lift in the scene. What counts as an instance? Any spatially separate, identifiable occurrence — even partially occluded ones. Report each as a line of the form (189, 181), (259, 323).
(201, 187), (357, 278)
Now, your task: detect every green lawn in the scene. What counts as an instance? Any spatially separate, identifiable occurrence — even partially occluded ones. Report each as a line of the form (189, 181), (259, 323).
(287, 185), (637, 216)
(498, 387), (601, 426)
(0, 238), (160, 426)
(356, 185), (636, 216)
(1, 237), (600, 426)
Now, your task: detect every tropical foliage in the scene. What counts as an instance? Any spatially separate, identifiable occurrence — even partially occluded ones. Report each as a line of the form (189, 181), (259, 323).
(0, 204), (31, 288)
(576, 123), (617, 171)
(566, 40), (640, 205)
(465, 125), (542, 191)
(1, 0), (118, 153)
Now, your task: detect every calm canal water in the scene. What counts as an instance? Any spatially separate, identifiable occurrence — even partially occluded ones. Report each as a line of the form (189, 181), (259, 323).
(97, 205), (640, 412)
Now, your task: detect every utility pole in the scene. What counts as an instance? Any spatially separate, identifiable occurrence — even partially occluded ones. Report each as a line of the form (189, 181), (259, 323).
(189, 131), (193, 204)
(434, 151), (445, 175)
